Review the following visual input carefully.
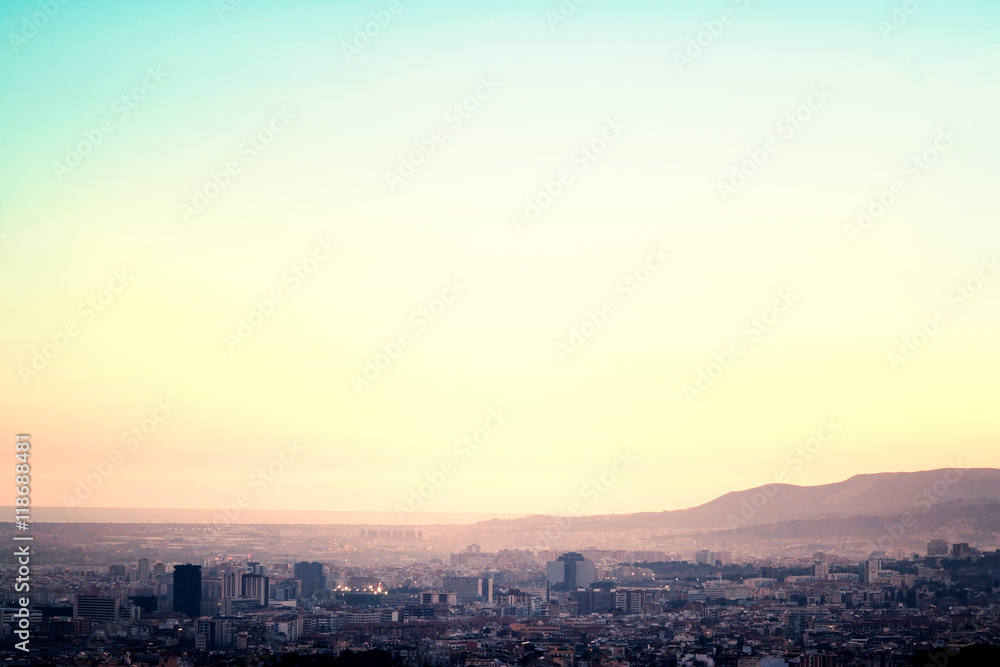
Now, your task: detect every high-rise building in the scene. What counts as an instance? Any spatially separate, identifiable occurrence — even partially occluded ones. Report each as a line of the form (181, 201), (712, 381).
(173, 564), (202, 617)
(952, 543), (976, 558)
(201, 576), (223, 609)
(221, 570), (239, 599)
(546, 552), (596, 588)
(571, 589), (616, 614)
(197, 618), (222, 650)
(294, 561), (324, 598)
(137, 558), (151, 582)
(615, 588), (648, 614)
(927, 539), (949, 556)
(863, 559), (880, 584)
(74, 595), (119, 623)
(130, 595), (157, 615)
(787, 611), (812, 638)
(109, 564), (126, 582)
(443, 575), (493, 602)
(152, 562), (165, 577)
(273, 579), (301, 601)
(692, 549), (731, 566)
(241, 573), (269, 607)
(812, 560), (829, 580)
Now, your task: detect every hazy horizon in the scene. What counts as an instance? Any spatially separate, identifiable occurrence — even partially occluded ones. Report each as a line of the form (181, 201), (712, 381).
(9, 465), (996, 526)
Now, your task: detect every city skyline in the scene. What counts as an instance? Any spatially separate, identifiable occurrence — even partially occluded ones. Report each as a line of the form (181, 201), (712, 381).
(8, 518), (1000, 663)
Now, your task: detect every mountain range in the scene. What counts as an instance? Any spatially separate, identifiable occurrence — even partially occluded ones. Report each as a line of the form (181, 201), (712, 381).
(473, 467), (1000, 535)
(24, 468), (1000, 543)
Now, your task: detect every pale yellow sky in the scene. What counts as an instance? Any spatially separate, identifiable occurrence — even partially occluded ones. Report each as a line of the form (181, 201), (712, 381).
(1, 0), (998, 517)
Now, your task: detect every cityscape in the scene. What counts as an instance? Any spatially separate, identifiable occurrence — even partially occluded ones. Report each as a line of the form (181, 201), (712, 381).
(3, 0), (999, 666)
(2, 468), (999, 665)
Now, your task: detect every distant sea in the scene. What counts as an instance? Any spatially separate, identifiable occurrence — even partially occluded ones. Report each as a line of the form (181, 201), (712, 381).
(20, 506), (527, 525)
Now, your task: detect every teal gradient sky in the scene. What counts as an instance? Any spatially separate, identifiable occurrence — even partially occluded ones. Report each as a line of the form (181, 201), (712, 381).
(1, 0), (998, 519)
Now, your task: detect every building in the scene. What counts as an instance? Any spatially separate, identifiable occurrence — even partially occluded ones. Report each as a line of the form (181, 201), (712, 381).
(221, 570), (239, 599)
(787, 611), (813, 638)
(443, 575), (493, 602)
(273, 579), (301, 601)
(495, 590), (533, 607)
(951, 543), (977, 558)
(222, 597), (264, 616)
(812, 560), (829, 580)
(109, 564), (126, 582)
(130, 595), (157, 615)
(137, 558), (150, 582)
(173, 564), (202, 617)
(927, 539), (949, 556)
(73, 595), (119, 623)
(241, 573), (270, 607)
(570, 589), (616, 614)
(863, 559), (880, 584)
(694, 550), (731, 565)
(420, 592), (458, 605)
(615, 588), (650, 614)
(347, 610), (398, 623)
(197, 618), (222, 651)
(294, 561), (324, 598)
(545, 552), (596, 588)
(1, 608), (44, 630)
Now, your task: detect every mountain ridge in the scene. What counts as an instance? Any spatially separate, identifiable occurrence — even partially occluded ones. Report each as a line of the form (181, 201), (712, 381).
(472, 467), (1000, 533)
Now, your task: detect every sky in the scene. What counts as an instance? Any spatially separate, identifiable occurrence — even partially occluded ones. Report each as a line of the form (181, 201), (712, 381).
(1, 0), (998, 522)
